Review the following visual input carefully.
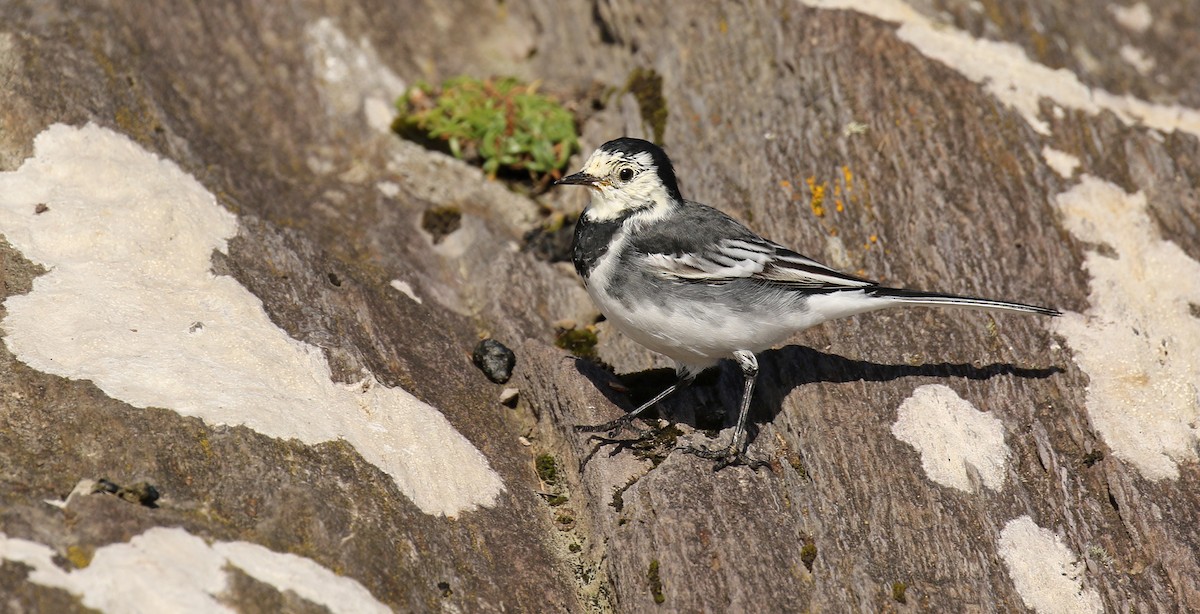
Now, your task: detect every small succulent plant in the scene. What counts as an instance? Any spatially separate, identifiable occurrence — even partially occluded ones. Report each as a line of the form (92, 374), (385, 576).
(394, 76), (579, 183)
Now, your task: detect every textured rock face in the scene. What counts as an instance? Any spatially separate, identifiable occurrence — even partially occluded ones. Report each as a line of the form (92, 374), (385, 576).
(1, 1), (1198, 613)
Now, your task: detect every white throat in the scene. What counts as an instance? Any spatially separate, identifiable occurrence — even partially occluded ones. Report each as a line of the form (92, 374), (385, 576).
(584, 180), (677, 222)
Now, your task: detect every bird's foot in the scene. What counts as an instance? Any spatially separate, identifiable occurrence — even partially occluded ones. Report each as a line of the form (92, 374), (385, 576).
(574, 415), (649, 440)
(677, 444), (769, 471)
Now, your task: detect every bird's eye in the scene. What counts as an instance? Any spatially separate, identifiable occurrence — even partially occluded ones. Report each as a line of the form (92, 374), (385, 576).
(618, 167), (635, 182)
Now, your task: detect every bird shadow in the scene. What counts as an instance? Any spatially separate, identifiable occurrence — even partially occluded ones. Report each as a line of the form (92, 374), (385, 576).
(571, 345), (1063, 458)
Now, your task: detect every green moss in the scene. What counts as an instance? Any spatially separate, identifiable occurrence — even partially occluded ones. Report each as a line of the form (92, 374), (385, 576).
(647, 559), (665, 604)
(632, 423), (683, 467)
(568, 542), (582, 553)
(394, 76), (579, 180)
(624, 67), (668, 144)
(555, 512), (576, 530)
(651, 423), (682, 448)
(117, 481), (160, 507)
(555, 326), (599, 360)
(800, 538), (817, 572)
(785, 451), (807, 479)
(545, 494), (569, 507)
(535, 453), (558, 485)
(65, 545), (93, 569)
(610, 488), (625, 512)
(198, 436), (214, 459)
(891, 581), (907, 604)
(1086, 544), (1113, 567)
(610, 476), (638, 512)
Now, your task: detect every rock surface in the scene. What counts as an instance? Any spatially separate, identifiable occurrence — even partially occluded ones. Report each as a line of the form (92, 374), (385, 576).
(0, 1), (1198, 612)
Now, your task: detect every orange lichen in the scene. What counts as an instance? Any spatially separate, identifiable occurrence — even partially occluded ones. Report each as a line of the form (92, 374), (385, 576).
(806, 176), (827, 217)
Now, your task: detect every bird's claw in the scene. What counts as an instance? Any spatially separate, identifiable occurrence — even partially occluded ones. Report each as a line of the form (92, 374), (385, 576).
(677, 444), (769, 471)
(574, 416), (649, 440)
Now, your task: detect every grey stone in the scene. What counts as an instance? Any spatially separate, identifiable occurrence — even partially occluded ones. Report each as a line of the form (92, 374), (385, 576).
(473, 339), (517, 384)
(0, 1), (1197, 613)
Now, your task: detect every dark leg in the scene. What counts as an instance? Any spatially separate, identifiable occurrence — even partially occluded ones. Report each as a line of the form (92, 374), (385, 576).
(576, 374), (692, 436)
(679, 350), (767, 470)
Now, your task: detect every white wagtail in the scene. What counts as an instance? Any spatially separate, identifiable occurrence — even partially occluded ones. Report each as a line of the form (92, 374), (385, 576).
(555, 137), (1059, 469)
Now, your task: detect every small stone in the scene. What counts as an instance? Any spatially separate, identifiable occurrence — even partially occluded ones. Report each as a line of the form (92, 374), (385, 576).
(499, 387), (519, 407)
(518, 436), (532, 447)
(472, 338), (516, 383)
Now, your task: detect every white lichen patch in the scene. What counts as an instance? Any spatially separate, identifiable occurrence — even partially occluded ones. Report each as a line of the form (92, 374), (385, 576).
(998, 516), (1104, 614)
(891, 384), (1010, 492)
(1118, 45), (1155, 75)
(800, 0), (1200, 137)
(376, 180), (401, 198)
(1052, 176), (1200, 480)
(0, 123), (503, 516)
(389, 279), (423, 304)
(304, 17), (406, 130)
(0, 527), (391, 614)
(1110, 3), (1153, 33)
(1041, 146), (1081, 179)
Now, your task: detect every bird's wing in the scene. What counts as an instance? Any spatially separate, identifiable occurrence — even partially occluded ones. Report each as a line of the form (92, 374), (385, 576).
(641, 237), (876, 289)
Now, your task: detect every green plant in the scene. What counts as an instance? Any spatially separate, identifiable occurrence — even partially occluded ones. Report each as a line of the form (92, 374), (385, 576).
(624, 67), (667, 144)
(554, 325), (599, 360)
(535, 453), (558, 485)
(800, 538), (817, 572)
(647, 559), (665, 604)
(394, 76), (579, 182)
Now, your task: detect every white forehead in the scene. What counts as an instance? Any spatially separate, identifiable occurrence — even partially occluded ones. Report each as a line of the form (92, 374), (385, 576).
(582, 148), (655, 175)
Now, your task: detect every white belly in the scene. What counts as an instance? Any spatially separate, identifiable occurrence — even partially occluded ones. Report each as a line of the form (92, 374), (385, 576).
(581, 230), (889, 370)
(586, 281), (818, 369)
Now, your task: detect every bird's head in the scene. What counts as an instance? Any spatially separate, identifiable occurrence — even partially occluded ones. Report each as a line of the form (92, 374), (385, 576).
(555, 137), (683, 221)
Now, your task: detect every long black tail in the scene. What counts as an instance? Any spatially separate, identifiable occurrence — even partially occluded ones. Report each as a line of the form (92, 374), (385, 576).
(867, 287), (1061, 317)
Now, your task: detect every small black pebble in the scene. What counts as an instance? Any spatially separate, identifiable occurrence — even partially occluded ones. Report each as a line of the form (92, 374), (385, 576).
(473, 338), (516, 384)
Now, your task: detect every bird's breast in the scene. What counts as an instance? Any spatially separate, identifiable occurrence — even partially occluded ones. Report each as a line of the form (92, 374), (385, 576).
(572, 210), (631, 280)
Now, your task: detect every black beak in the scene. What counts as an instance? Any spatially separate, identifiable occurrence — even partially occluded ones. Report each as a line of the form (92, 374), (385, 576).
(554, 172), (599, 187)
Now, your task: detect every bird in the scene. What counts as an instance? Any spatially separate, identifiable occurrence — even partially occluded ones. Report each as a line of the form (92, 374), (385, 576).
(555, 137), (1059, 469)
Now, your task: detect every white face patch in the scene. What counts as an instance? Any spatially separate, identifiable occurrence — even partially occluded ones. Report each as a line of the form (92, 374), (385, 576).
(577, 148), (676, 222)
